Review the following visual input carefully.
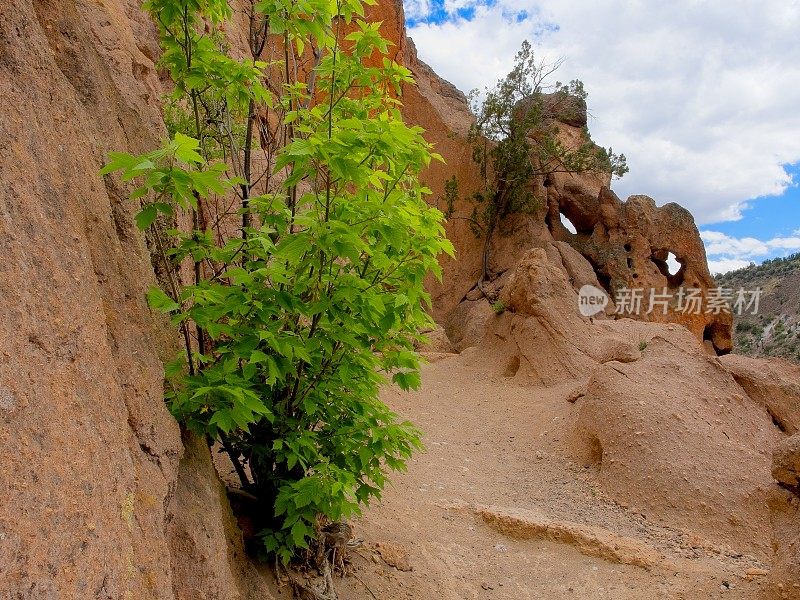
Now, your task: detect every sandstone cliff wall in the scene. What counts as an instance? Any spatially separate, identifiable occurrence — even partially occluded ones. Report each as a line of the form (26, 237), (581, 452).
(0, 0), (274, 596)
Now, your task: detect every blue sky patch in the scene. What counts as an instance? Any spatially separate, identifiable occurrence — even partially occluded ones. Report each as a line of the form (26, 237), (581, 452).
(406, 0), (500, 27)
(705, 162), (800, 244)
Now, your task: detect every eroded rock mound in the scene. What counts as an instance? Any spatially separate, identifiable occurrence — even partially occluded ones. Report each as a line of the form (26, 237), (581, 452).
(768, 434), (800, 599)
(721, 354), (800, 434)
(439, 179), (732, 356)
(568, 336), (778, 557)
(457, 243), (800, 590)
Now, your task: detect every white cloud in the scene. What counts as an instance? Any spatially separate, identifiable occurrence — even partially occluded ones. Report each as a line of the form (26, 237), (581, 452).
(443, 0), (475, 11)
(406, 0), (800, 225)
(700, 231), (769, 258)
(699, 230), (800, 273)
(767, 236), (800, 250)
(405, 0), (432, 21)
(701, 231), (800, 258)
(707, 258), (753, 275)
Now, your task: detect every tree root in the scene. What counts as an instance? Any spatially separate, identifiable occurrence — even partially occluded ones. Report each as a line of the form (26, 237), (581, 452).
(280, 559), (337, 600)
(279, 521), (361, 600)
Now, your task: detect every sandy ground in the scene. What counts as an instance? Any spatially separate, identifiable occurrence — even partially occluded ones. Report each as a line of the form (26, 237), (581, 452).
(263, 353), (775, 600)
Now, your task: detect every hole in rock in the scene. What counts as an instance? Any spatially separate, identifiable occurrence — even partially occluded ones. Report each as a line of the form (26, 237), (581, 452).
(624, 243), (632, 252)
(770, 410), (787, 434)
(585, 255), (613, 295)
(666, 252), (680, 276)
(651, 249), (685, 287)
(703, 323), (731, 356)
(560, 212), (578, 234)
(626, 257), (634, 269)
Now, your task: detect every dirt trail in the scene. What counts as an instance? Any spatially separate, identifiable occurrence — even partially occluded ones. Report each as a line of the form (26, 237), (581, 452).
(323, 353), (772, 600)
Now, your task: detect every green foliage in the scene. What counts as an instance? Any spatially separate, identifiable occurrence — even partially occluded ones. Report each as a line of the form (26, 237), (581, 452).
(446, 41), (628, 300)
(101, 133), (234, 226)
(638, 340), (648, 352)
(716, 254), (800, 363)
(464, 40), (627, 237)
(103, 0), (452, 563)
(442, 175), (459, 220)
(491, 300), (506, 315)
(715, 252), (800, 283)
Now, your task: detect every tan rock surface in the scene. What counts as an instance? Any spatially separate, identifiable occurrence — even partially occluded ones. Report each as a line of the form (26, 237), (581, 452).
(772, 434), (800, 490)
(767, 435), (800, 599)
(568, 337), (778, 559)
(0, 0), (273, 597)
(417, 324), (456, 354)
(168, 433), (275, 600)
(336, 354), (776, 599)
(444, 298), (497, 352)
(475, 504), (664, 569)
(721, 354), (800, 434)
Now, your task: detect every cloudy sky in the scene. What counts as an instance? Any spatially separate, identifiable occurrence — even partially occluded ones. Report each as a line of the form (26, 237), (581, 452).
(403, 0), (800, 273)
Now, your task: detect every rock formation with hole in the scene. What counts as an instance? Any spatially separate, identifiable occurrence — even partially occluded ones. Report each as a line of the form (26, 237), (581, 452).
(548, 187), (733, 353)
(411, 49), (734, 353)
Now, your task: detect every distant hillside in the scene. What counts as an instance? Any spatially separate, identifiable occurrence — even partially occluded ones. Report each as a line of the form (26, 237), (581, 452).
(715, 253), (800, 361)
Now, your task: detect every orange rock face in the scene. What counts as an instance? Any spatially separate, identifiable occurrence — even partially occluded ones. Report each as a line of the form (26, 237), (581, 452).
(0, 0), (275, 597)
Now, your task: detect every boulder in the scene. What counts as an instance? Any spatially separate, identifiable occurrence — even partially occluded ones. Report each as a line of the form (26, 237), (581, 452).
(567, 336), (779, 558)
(515, 91), (588, 129)
(461, 248), (649, 386)
(773, 433), (800, 491)
(444, 299), (497, 352)
(720, 354), (800, 434)
(416, 324), (455, 354)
